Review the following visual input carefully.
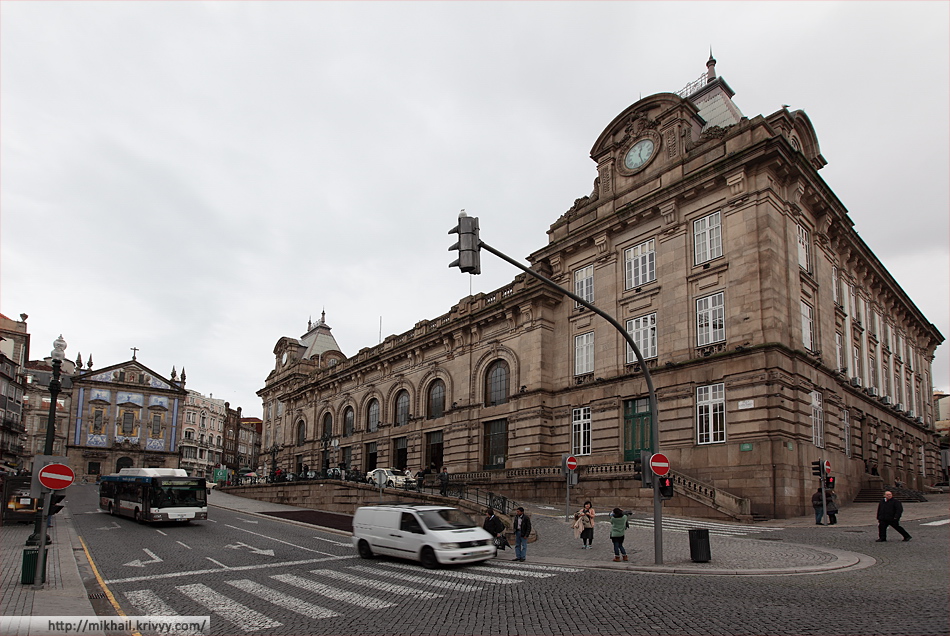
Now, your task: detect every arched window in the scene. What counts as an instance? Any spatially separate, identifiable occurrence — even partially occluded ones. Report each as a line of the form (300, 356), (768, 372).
(428, 380), (445, 419)
(485, 360), (509, 406)
(322, 412), (333, 438)
(296, 420), (307, 446)
(395, 391), (410, 427)
(367, 399), (379, 433)
(344, 407), (355, 437)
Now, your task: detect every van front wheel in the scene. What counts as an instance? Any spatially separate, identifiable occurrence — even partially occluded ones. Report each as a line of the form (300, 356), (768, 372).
(357, 540), (374, 559)
(420, 546), (439, 570)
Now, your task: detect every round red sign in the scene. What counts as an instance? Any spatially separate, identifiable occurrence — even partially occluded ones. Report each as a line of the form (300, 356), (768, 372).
(824, 460), (832, 475)
(649, 453), (671, 476)
(566, 456), (578, 471)
(38, 463), (75, 490)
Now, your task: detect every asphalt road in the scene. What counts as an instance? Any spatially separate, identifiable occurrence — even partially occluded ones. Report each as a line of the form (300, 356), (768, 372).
(67, 486), (949, 636)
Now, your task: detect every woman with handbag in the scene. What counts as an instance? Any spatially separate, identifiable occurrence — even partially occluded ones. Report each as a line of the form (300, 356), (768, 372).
(575, 501), (595, 549)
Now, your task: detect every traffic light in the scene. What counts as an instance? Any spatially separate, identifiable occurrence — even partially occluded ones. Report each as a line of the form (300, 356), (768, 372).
(448, 212), (481, 275)
(639, 450), (653, 487)
(48, 494), (66, 517)
(824, 476), (836, 490)
(658, 476), (674, 499)
(811, 460), (823, 477)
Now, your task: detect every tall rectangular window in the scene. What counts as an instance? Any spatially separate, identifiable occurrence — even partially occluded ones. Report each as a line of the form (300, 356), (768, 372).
(696, 292), (725, 346)
(121, 411), (134, 435)
(811, 391), (824, 448)
(93, 410), (104, 433)
(801, 301), (815, 351)
(626, 313), (657, 363)
(797, 225), (811, 272)
(842, 408), (852, 458)
(852, 343), (862, 382)
(693, 211), (722, 264)
(483, 419), (507, 470)
(849, 284), (857, 320)
(151, 414), (162, 437)
(624, 239), (656, 289)
(575, 332), (594, 375)
(832, 266), (840, 305)
(425, 430), (444, 471)
(574, 265), (594, 307)
(572, 407), (591, 456)
(696, 383), (725, 444)
(365, 442), (378, 471)
(835, 332), (845, 371)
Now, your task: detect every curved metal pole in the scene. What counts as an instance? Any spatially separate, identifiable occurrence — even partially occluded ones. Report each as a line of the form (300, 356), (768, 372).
(478, 241), (664, 565)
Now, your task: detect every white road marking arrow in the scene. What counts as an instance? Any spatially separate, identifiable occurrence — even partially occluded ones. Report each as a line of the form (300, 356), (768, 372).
(236, 517), (259, 524)
(97, 521), (122, 531)
(124, 548), (163, 567)
(223, 541), (275, 556)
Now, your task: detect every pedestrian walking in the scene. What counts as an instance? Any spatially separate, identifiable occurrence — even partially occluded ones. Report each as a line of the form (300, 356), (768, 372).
(511, 507), (531, 562)
(609, 508), (629, 562)
(825, 489), (839, 525)
(574, 501), (595, 549)
(876, 490), (911, 542)
(811, 487), (824, 525)
(438, 467), (449, 496)
(483, 508), (506, 550)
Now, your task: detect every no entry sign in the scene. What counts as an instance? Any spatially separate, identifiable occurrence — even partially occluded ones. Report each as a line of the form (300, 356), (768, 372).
(649, 453), (670, 476)
(824, 460), (832, 474)
(565, 456), (578, 471)
(38, 463), (75, 490)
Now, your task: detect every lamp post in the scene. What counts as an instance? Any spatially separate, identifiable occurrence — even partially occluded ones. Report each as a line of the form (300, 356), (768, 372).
(26, 335), (66, 547)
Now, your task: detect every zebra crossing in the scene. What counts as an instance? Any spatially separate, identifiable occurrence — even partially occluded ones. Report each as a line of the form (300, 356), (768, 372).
(619, 517), (782, 537)
(121, 560), (580, 634)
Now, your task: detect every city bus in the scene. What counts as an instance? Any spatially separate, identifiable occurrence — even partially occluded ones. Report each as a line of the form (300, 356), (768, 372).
(99, 468), (207, 523)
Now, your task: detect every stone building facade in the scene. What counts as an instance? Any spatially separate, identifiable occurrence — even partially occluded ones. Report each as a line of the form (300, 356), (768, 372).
(258, 58), (943, 519)
(63, 359), (188, 478)
(178, 387), (226, 480)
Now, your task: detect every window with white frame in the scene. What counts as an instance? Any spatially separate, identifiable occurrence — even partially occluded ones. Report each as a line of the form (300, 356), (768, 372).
(696, 383), (725, 444)
(626, 313), (657, 363)
(848, 284), (857, 320)
(574, 332), (594, 375)
(624, 239), (656, 289)
(852, 343), (862, 382)
(801, 301), (815, 351)
(572, 407), (591, 456)
(696, 292), (725, 346)
(842, 408), (852, 458)
(574, 265), (594, 307)
(693, 211), (722, 265)
(797, 225), (811, 272)
(811, 391), (824, 448)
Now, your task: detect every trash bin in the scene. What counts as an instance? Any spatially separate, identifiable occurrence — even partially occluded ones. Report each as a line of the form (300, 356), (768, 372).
(688, 528), (711, 563)
(21, 547), (48, 584)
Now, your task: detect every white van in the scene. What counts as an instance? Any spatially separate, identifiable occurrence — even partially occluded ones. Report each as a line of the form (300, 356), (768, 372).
(352, 505), (496, 568)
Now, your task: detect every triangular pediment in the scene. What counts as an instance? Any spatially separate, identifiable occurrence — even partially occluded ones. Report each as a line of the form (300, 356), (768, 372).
(76, 360), (186, 394)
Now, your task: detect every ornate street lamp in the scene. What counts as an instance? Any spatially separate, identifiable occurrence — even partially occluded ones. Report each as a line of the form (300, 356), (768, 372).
(27, 335), (66, 546)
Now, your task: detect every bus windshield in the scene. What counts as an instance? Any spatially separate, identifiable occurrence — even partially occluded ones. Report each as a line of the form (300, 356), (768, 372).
(150, 482), (207, 508)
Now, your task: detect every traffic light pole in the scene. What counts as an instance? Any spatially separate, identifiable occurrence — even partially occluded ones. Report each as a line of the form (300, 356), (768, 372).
(475, 240), (665, 565)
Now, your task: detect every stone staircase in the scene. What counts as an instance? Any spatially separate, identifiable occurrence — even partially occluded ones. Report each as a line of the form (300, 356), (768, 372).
(853, 485), (927, 503)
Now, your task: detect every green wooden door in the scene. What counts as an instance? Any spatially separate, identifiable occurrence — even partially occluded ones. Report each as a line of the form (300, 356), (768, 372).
(623, 398), (652, 462)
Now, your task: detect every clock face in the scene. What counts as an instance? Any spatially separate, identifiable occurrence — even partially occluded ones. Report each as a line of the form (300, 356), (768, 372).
(624, 138), (655, 171)
(281, 352), (288, 365)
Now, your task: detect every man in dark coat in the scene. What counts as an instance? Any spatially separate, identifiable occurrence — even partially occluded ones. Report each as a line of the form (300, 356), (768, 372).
(438, 467), (449, 496)
(876, 490), (911, 542)
(511, 506), (532, 562)
(484, 508), (505, 549)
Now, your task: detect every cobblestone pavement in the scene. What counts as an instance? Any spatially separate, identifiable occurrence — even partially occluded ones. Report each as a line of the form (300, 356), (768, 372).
(2, 486), (947, 635)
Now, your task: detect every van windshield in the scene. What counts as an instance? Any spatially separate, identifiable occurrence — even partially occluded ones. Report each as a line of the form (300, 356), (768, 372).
(417, 508), (477, 530)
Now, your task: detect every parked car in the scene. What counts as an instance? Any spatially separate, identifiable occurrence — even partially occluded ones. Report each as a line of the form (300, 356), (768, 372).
(352, 504), (496, 568)
(365, 468), (412, 489)
(926, 481), (949, 493)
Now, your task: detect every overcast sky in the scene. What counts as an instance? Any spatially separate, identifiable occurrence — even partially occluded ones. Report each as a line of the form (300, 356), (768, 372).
(2, 1), (948, 417)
